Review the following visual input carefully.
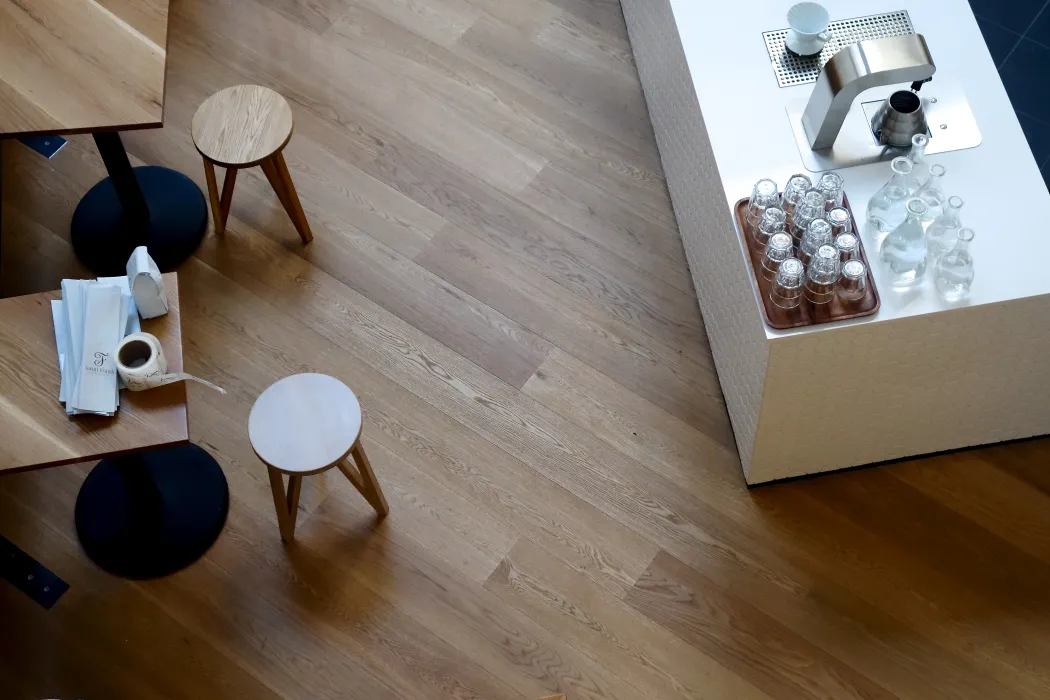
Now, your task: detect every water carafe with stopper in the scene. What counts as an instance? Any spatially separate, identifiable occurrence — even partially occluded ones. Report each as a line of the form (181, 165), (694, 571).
(880, 198), (929, 287)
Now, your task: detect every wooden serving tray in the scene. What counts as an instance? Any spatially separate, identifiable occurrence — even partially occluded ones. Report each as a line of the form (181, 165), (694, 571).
(735, 193), (880, 330)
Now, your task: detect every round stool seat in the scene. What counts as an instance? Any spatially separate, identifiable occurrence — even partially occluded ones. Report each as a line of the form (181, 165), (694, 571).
(192, 84), (294, 168)
(249, 373), (362, 475)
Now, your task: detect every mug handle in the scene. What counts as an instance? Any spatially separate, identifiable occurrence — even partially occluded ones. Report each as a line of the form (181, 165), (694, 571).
(819, 30), (832, 42)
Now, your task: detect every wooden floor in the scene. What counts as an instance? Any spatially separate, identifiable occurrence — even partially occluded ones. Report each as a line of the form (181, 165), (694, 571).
(3, 0), (1050, 698)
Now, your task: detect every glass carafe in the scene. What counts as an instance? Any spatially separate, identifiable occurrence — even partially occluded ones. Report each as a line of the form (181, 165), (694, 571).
(925, 195), (964, 260)
(867, 156), (914, 235)
(880, 198), (929, 288)
(914, 163), (946, 221)
(935, 228), (975, 301)
(906, 133), (929, 193)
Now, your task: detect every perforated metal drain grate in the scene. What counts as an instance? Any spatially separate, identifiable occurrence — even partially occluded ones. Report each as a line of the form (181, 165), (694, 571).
(763, 11), (914, 88)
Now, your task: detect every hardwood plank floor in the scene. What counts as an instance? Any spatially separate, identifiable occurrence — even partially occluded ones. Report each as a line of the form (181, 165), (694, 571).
(3, 1), (1050, 699)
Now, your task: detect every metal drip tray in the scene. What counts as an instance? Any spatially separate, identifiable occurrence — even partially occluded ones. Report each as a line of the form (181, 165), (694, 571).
(763, 11), (914, 88)
(785, 79), (982, 171)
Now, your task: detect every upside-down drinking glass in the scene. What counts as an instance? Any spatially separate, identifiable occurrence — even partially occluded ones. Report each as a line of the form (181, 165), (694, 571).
(791, 189), (827, 242)
(746, 178), (780, 232)
(781, 174), (813, 220)
(804, 244), (841, 304)
(839, 259), (868, 301)
(799, 218), (833, 266)
(755, 206), (787, 247)
(827, 207), (851, 237)
(770, 258), (805, 310)
(761, 232), (794, 281)
(834, 233), (860, 262)
(817, 172), (844, 210)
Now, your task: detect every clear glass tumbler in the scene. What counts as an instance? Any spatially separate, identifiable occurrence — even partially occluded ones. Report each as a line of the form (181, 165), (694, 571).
(867, 156), (913, 235)
(817, 172), (844, 210)
(935, 228), (976, 301)
(827, 207), (852, 237)
(770, 258), (805, 310)
(754, 206), (787, 248)
(804, 245), (841, 304)
(880, 198), (929, 288)
(838, 259), (868, 301)
(761, 232), (794, 281)
(781, 174), (813, 221)
(834, 233), (860, 262)
(791, 189), (827, 243)
(746, 178), (780, 232)
(799, 218), (833, 266)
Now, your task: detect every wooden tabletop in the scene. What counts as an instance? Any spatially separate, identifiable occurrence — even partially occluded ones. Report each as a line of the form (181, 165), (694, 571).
(0, 0), (170, 137)
(0, 273), (188, 473)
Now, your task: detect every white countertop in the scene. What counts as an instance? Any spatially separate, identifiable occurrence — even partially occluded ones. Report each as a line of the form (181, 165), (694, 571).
(668, 0), (1050, 338)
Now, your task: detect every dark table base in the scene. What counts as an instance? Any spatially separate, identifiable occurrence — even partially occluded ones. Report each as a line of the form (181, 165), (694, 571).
(71, 164), (208, 276)
(74, 444), (229, 579)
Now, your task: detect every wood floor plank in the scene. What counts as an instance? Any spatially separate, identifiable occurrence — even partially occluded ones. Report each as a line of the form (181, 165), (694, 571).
(891, 452), (1050, 564)
(156, 505), (524, 700)
(627, 551), (898, 700)
(416, 229), (724, 432)
(184, 0), (548, 197)
(486, 538), (775, 700)
(352, 127), (707, 354)
(298, 500), (648, 700)
(223, 166), (554, 389)
(744, 479), (1050, 699)
(322, 3), (673, 222)
(972, 440), (1050, 499)
(806, 468), (1050, 615)
(253, 0), (349, 33)
(355, 0), (482, 48)
(523, 347), (737, 469)
(463, 0), (562, 36)
(455, 15), (653, 156)
(545, 0), (630, 40)
(517, 163), (693, 294)
(533, 11), (636, 79)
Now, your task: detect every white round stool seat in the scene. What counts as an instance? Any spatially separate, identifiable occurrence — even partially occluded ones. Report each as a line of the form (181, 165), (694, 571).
(249, 373), (362, 475)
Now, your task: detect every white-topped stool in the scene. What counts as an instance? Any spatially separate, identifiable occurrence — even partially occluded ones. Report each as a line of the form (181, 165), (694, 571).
(249, 373), (389, 541)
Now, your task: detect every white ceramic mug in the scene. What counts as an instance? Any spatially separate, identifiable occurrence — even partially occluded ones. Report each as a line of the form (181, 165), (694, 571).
(786, 2), (831, 56)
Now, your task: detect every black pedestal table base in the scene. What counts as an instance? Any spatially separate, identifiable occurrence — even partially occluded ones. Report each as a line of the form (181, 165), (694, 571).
(71, 165), (208, 275)
(70, 132), (207, 275)
(74, 444), (229, 579)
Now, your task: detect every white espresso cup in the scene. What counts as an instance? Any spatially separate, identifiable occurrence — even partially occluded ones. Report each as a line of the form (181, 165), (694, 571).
(786, 2), (831, 56)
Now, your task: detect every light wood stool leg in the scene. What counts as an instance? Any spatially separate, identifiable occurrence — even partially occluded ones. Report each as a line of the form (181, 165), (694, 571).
(202, 159), (238, 234)
(259, 152), (313, 244)
(202, 159), (222, 232)
(218, 167), (237, 232)
(335, 439), (389, 517)
(267, 466), (303, 542)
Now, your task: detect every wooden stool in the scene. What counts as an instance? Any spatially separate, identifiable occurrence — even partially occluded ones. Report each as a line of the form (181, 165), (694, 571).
(191, 84), (313, 243)
(248, 373), (388, 542)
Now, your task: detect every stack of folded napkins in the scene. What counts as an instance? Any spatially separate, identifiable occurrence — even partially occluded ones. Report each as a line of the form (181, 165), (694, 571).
(51, 276), (140, 416)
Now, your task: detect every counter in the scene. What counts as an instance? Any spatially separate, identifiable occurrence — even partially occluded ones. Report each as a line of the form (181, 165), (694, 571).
(621, 0), (1050, 483)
